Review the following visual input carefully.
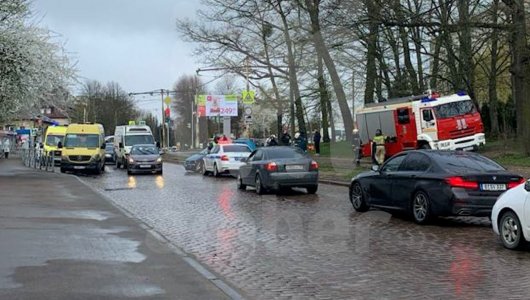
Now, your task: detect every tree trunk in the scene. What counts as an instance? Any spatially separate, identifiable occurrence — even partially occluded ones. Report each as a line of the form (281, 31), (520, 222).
(488, 0), (500, 136)
(327, 97), (336, 142)
(317, 52), (331, 142)
(393, 0), (419, 94)
(277, 4), (306, 135)
(503, 0), (530, 153)
(364, 0), (379, 104)
(457, 0), (477, 107)
(429, 35), (442, 90)
(305, 0), (353, 141)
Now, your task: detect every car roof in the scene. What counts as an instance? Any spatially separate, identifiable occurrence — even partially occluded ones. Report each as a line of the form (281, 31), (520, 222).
(131, 144), (156, 147)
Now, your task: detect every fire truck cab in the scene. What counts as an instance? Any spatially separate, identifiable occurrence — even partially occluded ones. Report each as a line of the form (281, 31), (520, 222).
(357, 92), (486, 159)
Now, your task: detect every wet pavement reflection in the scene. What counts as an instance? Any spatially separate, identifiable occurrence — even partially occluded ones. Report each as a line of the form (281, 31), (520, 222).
(80, 163), (530, 299)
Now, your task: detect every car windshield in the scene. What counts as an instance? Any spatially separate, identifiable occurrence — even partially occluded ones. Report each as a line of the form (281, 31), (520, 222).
(436, 153), (505, 173)
(223, 145), (250, 152)
(125, 135), (154, 146)
(64, 134), (99, 148)
(105, 144), (114, 151)
(45, 135), (63, 146)
(433, 100), (477, 119)
(266, 148), (306, 159)
(131, 146), (158, 155)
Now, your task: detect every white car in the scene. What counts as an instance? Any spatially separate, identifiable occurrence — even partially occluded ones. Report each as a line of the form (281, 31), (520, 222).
(202, 143), (252, 177)
(492, 179), (530, 249)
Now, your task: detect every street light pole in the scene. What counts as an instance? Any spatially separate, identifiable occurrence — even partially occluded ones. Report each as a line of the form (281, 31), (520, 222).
(160, 89), (165, 149)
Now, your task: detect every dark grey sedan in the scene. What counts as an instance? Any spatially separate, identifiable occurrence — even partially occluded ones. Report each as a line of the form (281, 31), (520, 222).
(237, 146), (319, 195)
(127, 144), (163, 175)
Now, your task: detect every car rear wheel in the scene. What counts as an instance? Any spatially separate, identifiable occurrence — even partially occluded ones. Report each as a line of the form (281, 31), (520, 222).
(255, 174), (265, 195)
(411, 191), (432, 224)
(237, 174), (246, 190)
(350, 182), (369, 212)
(500, 211), (526, 250)
(306, 185), (318, 194)
(213, 164), (220, 177)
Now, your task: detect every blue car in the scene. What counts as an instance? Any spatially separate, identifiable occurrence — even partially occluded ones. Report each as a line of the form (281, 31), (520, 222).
(233, 138), (257, 151)
(184, 148), (209, 172)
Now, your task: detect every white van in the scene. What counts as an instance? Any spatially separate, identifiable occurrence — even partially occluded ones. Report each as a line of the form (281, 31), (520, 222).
(114, 125), (156, 168)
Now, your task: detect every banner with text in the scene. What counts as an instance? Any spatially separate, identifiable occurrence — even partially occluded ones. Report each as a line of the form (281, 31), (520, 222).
(197, 95), (238, 117)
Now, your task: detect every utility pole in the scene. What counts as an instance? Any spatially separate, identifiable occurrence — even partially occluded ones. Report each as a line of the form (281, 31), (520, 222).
(352, 73), (355, 128)
(160, 89), (165, 149)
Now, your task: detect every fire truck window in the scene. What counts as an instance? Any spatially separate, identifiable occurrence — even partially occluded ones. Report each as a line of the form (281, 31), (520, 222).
(433, 100), (477, 119)
(422, 110), (434, 122)
(397, 109), (410, 124)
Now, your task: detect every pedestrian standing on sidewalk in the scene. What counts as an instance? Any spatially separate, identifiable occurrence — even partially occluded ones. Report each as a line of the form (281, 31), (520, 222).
(2, 138), (10, 159)
(313, 130), (321, 156)
(373, 129), (387, 165)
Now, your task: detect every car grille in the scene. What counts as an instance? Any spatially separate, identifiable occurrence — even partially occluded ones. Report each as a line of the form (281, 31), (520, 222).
(69, 155), (91, 162)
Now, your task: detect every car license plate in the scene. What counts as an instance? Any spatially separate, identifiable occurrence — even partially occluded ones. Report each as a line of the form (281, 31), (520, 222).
(140, 165), (151, 168)
(481, 183), (506, 191)
(286, 165), (304, 171)
(463, 146), (474, 151)
(74, 166), (85, 170)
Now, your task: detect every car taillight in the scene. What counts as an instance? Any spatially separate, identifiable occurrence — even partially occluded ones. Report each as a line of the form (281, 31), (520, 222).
(265, 162), (278, 172)
(508, 178), (526, 189)
(310, 160), (319, 171)
(445, 176), (478, 189)
(221, 155), (229, 161)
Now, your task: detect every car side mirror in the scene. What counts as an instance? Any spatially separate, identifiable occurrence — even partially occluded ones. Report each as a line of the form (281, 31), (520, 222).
(57, 142), (63, 149)
(371, 165), (380, 172)
(119, 142), (124, 149)
(525, 180), (530, 192)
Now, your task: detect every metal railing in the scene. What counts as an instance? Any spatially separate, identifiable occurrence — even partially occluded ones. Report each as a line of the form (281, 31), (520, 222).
(21, 148), (57, 172)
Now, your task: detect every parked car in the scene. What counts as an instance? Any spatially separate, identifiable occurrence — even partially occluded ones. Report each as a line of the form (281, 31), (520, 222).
(127, 144), (163, 175)
(104, 143), (115, 164)
(491, 180), (530, 249)
(202, 144), (251, 177)
(184, 148), (208, 172)
(237, 146), (319, 195)
(349, 150), (524, 224)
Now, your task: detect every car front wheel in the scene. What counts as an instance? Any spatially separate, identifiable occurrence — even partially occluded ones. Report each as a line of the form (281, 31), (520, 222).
(500, 211), (526, 250)
(255, 174), (265, 195)
(350, 182), (369, 212)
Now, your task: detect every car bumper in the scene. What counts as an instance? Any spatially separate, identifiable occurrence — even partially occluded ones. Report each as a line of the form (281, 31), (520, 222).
(104, 155), (115, 163)
(184, 161), (199, 171)
(431, 187), (499, 217)
(61, 161), (101, 171)
(434, 133), (486, 151)
(128, 163), (162, 173)
(219, 161), (246, 172)
(267, 172), (319, 189)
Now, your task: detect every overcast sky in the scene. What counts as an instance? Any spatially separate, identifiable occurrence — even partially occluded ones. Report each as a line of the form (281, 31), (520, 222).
(32, 0), (202, 116)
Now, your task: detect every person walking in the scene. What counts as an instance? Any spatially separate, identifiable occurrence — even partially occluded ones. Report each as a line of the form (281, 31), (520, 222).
(372, 129), (387, 165)
(280, 129), (291, 146)
(294, 132), (307, 152)
(3, 138), (10, 159)
(266, 135), (278, 146)
(313, 130), (321, 156)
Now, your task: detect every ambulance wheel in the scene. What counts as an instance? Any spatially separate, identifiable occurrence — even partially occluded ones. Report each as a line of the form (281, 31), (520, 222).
(420, 143), (431, 150)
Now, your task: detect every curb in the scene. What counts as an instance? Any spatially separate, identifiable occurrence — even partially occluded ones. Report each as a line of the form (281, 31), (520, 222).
(72, 174), (246, 300)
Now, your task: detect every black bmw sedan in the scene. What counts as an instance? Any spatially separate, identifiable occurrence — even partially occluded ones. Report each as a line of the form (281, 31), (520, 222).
(349, 150), (525, 224)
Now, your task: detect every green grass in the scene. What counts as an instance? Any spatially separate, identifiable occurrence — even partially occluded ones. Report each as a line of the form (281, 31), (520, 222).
(316, 141), (354, 159)
(493, 153), (530, 167)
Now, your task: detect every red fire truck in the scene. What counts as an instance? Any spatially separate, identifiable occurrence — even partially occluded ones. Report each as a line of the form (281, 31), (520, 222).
(356, 92), (486, 158)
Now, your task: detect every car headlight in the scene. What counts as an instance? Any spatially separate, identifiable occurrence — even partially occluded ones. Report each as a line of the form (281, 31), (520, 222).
(156, 157), (162, 163)
(61, 155), (68, 161)
(91, 154), (100, 162)
(129, 157), (134, 163)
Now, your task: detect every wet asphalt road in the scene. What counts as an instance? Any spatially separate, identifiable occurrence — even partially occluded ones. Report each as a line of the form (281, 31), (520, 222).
(80, 162), (530, 299)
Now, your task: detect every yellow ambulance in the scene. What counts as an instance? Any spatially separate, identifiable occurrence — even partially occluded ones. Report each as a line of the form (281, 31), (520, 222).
(43, 125), (67, 165)
(59, 123), (106, 174)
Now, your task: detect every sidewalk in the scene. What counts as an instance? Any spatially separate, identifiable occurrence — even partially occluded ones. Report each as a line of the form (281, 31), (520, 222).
(0, 158), (233, 300)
